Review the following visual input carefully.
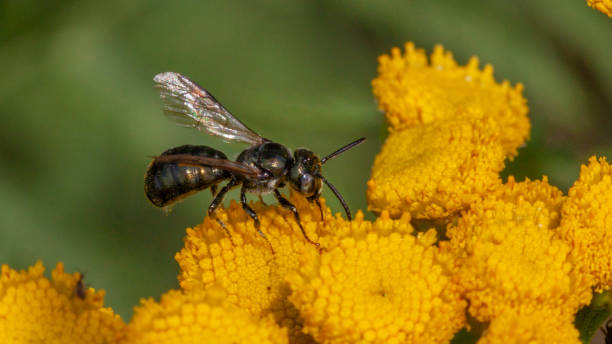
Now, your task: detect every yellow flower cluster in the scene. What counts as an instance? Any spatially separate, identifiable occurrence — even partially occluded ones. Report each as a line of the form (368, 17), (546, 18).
(557, 156), (612, 292)
(368, 117), (504, 218)
(287, 212), (466, 344)
(369, 42), (609, 343)
(368, 43), (530, 220)
(446, 179), (592, 323)
(0, 261), (125, 344)
(477, 309), (580, 344)
(3, 42), (611, 344)
(445, 176), (564, 251)
(174, 194), (328, 343)
(122, 286), (288, 344)
(174, 194), (467, 343)
(587, 0), (612, 17)
(372, 42), (530, 157)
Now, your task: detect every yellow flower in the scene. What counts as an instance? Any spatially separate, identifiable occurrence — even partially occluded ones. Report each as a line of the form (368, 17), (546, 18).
(587, 0), (612, 17)
(123, 286), (288, 344)
(0, 261), (125, 344)
(367, 43), (533, 220)
(446, 179), (591, 322)
(477, 308), (580, 344)
(446, 176), (565, 251)
(367, 117), (505, 219)
(287, 212), (466, 344)
(175, 193), (332, 344)
(372, 42), (529, 158)
(557, 156), (612, 291)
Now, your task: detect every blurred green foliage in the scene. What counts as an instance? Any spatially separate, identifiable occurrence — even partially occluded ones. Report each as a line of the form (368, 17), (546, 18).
(0, 0), (610, 325)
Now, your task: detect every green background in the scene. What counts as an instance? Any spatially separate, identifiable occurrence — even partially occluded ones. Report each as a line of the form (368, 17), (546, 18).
(1, 0), (610, 329)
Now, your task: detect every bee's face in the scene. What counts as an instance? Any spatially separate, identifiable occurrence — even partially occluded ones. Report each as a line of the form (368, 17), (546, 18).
(288, 149), (322, 197)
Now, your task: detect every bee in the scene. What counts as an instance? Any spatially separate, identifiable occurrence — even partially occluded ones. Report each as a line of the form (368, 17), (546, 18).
(74, 272), (86, 299)
(145, 72), (365, 248)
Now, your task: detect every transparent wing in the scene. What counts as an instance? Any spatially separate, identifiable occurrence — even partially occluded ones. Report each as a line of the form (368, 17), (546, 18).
(153, 72), (265, 146)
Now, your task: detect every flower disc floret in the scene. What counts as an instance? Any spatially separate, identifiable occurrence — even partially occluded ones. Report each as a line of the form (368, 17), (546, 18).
(447, 180), (591, 322)
(373, 42), (529, 157)
(478, 308), (580, 344)
(587, 0), (612, 16)
(367, 118), (504, 219)
(123, 287), (288, 344)
(491, 176), (565, 214)
(0, 261), (125, 344)
(446, 177), (565, 251)
(287, 213), (466, 344)
(557, 156), (612, 291)
(175, 193), (333, 343)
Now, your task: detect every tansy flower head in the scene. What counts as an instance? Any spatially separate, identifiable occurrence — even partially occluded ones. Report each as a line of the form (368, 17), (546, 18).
(0, 261), (125, 344)
(367, 117), (505, 219)
(446, 176), (565, 251)
(286, 212), (466, 344)
(372, 42), (529, 158)
(123, 286), (288, 344)
(557, 156), (612, 291)
(447, 179), (591, 322)
(488, 176), (565, 214)
(477, 308), (580, 344)
(175, 193), (335, 343)
(587, 0), (612, 17)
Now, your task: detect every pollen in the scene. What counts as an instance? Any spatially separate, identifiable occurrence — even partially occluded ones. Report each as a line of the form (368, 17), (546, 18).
(557, 156), (612, 291)
(174, 193), (333, 344)
(587, 0), (612, 16)
(372, 42), (530, 158)
(0, 261), (125, 344)
(446, 178), (592, 322)
(367, 117), (505, 219)
(286, 212), (466, 344)
(122, 286), (288, 344)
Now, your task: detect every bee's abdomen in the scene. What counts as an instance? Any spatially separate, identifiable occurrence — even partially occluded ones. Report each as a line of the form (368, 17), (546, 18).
(144, 145), (230, 207)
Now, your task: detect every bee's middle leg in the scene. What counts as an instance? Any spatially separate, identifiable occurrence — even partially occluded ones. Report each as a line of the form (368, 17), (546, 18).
(208, 179), (238, 239)
(241, 187), (274, 253)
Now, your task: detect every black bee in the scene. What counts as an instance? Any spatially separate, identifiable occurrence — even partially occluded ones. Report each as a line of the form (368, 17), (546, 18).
(145, 72), (365, 248)
(74, 273), (86, 299)
(602, 318), (612, 344)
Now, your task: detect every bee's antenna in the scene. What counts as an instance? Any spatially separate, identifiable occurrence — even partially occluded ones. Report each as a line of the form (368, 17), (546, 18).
(321, 137), (366, 164)
(316, 173), (352, 220)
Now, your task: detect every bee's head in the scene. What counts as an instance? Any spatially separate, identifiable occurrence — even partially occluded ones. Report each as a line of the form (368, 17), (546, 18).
(288, 149), (322, 198)
(288, 138), (366, 221)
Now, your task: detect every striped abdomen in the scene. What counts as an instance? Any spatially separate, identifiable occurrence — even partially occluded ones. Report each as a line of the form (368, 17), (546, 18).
(144, 145), (231, 207)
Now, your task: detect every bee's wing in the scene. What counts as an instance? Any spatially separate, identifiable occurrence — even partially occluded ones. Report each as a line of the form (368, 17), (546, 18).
(153, 154), (264, 179)
(153, 72), (265, 146)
